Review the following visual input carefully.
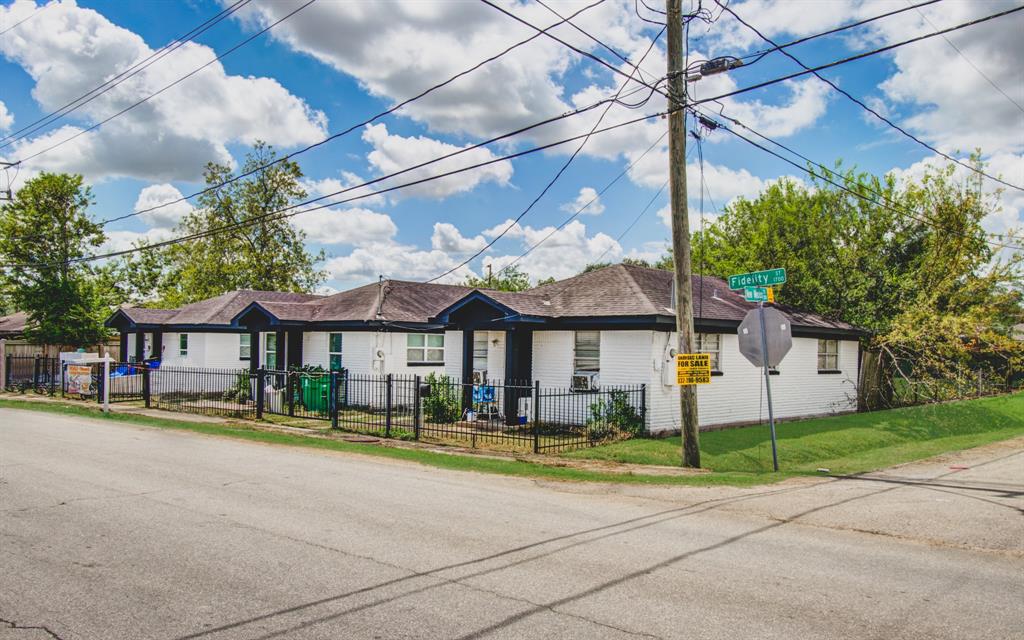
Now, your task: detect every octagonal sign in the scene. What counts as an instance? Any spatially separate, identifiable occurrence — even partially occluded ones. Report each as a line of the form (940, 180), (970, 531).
(738, 307), (792, 368)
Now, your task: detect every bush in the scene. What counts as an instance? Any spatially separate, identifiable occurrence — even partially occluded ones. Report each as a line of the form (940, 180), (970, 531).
(222, 372), (251, 404)
(587, 391), (643, 441)
(423, 372), (461, 423)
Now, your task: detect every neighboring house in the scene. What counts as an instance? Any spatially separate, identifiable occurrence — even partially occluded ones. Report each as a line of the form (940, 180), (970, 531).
(105, 290), (323, 370)
(232, 264), (863, 432)
(0, 311), (28, 339)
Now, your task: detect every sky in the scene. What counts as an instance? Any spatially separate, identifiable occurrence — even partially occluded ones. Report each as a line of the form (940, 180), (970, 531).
(0, 0), (1021, 294)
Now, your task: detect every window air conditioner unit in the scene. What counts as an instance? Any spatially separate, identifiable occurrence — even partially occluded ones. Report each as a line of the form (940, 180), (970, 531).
(472, 370), (488, 385)
(572, 372), (599, 391)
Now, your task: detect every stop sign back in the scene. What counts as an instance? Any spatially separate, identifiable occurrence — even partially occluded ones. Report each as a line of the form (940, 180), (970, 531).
(738, 307), (792, 368)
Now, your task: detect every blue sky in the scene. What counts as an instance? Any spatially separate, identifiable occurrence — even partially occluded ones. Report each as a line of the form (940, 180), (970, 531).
(1, 0), (1021, 293)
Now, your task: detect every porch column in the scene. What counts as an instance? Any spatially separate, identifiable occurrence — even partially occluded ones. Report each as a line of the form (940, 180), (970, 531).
(118, 331), (129, 361)
(461, 330), (473, 411)
(286, 329), (303, 370)
(150, 331), (163, 360)
(274, 330), (286, 371)
(249, 330), (259, 373)
(133, 332), (145, 363)
(503, 328), (533, 425)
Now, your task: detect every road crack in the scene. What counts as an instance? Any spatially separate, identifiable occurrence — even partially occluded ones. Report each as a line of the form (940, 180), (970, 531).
(0, 615), (64, 639)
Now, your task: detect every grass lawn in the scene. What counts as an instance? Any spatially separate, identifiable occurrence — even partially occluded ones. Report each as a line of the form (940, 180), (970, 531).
(565, 392), (1024, 475)
(2, 392), (1021, 486)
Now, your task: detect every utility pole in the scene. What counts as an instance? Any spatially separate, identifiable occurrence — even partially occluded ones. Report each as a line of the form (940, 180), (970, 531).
(667, 0), (700, 468)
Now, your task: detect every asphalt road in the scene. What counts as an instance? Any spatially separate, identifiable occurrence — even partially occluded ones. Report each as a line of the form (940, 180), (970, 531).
(1, 407), (1022, 640)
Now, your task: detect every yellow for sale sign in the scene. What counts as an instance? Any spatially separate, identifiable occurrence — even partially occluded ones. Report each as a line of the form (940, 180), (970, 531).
(676, 353), (711, 385)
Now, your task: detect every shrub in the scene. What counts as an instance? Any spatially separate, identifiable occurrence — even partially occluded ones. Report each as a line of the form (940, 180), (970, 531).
(222, 372), (251, 404)
(423, 372), (461, 423)
(587, 390), (643, 441)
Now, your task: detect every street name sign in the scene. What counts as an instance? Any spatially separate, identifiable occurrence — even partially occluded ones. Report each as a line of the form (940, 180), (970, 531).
(742, 286), (768, 302)
(728, 268), (786, 290)
(676, 353), (711, 385)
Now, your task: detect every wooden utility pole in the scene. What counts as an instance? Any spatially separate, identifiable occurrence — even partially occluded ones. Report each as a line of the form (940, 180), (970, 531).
(667, 0), (701, 468)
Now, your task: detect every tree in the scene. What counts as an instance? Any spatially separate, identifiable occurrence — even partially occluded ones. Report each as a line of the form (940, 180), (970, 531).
(668, 158), (1023, 406)
(153, 142), (325, 305)
(0, 173), (110, 345)
(463, 265), (532, 292)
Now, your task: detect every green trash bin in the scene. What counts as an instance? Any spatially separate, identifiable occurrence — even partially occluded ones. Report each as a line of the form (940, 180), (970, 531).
(300, 374), (330, 414)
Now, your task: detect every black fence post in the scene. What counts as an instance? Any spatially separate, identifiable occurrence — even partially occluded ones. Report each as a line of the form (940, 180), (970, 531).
(533, 380), (541, 454)
(329, 371), (339, 430)
(256, 367), (265, 419)
(4, 354), (10, 390)
(385, 373), (393, 439)
(96, 364), (104, 405)
(288, 372), (295, 417)
(33, 356), (40, 392)
(142, 364), (151, 408)
(413, 374), (421, 441)
(49, 359), (56, 396)
(640, 383), (647, 435)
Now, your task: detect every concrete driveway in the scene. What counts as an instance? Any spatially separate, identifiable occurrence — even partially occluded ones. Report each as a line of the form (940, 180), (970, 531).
(1, 407), (1022, 639)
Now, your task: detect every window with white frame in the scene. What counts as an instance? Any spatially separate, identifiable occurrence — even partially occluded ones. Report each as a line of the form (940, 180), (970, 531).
(178, 333), (188, 357)
(696, 333), (722, 372)
(329, 333), (343, 371)
(572, 331), (600, 390)
(239, 334), (251, 360)
(472, 332), (488, 379)
(817, 339), (839, 371)
(407, 334), (444, 364)
(265, 333), (278, 370)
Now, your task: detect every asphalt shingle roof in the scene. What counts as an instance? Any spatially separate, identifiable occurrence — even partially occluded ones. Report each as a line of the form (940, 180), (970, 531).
(0, 311), (28, 337)
(119, 290), (321, 326)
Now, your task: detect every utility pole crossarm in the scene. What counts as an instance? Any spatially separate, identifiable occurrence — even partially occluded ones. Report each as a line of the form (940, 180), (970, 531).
(667, 0), (701, 468)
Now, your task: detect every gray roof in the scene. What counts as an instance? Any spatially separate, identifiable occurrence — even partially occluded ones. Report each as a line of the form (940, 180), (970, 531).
(0, 311), (28, 337)
(115, 290), (322, 327)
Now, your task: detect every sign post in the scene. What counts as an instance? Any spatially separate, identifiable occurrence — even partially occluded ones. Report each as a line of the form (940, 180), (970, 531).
(735, 268), (792, 472)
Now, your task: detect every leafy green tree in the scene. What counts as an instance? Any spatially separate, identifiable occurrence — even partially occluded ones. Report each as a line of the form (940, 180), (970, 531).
(154, 142), (325, 305)
(463, 265), (533, 291)
(0, 173), (110, 344)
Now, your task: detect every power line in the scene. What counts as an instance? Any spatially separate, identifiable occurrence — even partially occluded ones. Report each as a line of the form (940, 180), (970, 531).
(735, 0), (944, 65)
(424, 24), (668, 284)
(907, 0), (1024, 114)
(11, 0), (315, 165)
(692, 106), (1024, 252)
(0, 1), (50, 38)
(0, 0), (252, 149)
(715, 0), (1024, 192)
(46, 0), (610, 230)
(2, 107), (672, 270)
(491, 130), (670, 279)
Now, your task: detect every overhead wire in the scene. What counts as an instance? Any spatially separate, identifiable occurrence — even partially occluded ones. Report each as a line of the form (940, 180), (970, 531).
(11, 0), (316, 166)
(1, 106), (674, 270)
(906, 0), (1024, 114)
(714, 0), (1024, 192)
(423, 22), (668, 284)
(19, 0), (610, 231)
(0, 0), (253, 149)
(691, 106), (1024, 252)
(0, 0), (50, 38)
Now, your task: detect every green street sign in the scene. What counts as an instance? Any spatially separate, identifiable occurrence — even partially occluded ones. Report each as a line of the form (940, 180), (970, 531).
(728, 268), (786, 290)
(743, 286), (768, 302)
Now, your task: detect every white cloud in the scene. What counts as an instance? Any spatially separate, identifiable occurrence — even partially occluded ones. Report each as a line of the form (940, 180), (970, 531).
(291, 206), (397, 246)
(133, 183), (193, 229)
(300, 170), (387, 208)
(361, 123), (513, 200)
(431, 222), (487, 254)
(629, 150), (769, 201)
(323, 241), (476, 286)
(560, 186), (605, 215)
(97, 226), (174, 256)
(0, 100), (12, 132)
(486, 220), (621, 281)
(0, 0), (327, 184)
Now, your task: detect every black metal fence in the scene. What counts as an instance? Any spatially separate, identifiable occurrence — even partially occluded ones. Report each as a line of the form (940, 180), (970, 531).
(24, 363), (648, 453)
(3, 355), (59, 394)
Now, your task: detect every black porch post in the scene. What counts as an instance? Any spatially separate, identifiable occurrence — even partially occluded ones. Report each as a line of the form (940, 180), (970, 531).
(503, 329), (534, 426)
(461, 330), (473, 411)
(249, 330), (259, 373)
(150, 331), (163, 361)
(274, 330), (286, 371)
(118, 331), (129, 361)
(286, 329), (303, 370)
(133, 332), (145, 363)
